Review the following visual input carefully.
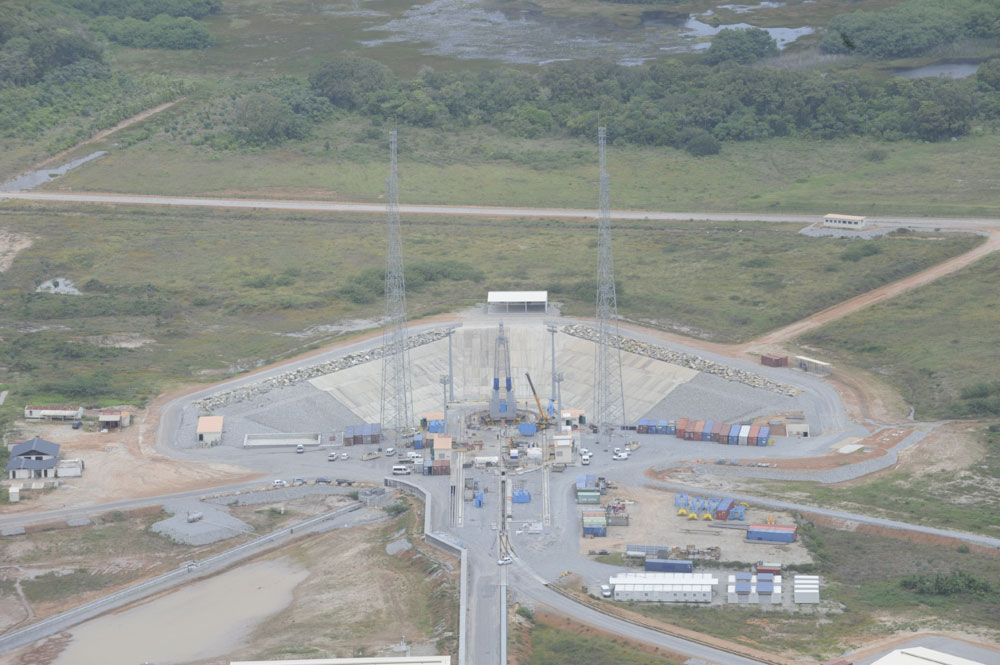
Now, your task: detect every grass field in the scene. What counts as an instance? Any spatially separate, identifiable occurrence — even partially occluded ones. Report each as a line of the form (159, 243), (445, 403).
(618, 524), (1000, 660)
(0, 201), (980, 412)
(49, 116), (1000, 218)
(800, 252), (1000, 419)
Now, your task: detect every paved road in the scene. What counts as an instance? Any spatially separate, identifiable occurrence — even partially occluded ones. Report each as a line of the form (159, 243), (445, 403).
(3, 191), (999, 230)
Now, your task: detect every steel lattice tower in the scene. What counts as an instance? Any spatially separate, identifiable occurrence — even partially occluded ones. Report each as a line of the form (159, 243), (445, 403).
(379, 130), (413, 446)
(594, 126), (626, 440)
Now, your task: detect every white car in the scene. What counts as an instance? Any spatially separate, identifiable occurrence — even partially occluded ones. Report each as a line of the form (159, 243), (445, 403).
(580, 448), (591, 457)
(497, 556), (513, 566)
(272, 479), (288, 488)
(340, 452), (350, 460)
(613, 447), (622, 456)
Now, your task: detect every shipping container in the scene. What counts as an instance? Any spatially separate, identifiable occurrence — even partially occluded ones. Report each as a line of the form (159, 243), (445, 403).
(512, 489), (531, 503)
(711, 422), (725, 443)
(688, 421), (704, 441)
(761, 354), (789, 367)
(757, 572), (775, 582)
(738, 425), (751, 446)
(676, 418), (688, 439)
(372, 423), (381, 445)
(715, 498), (734, 520)
(756, 563), (782, 575)
(413, 434), (424, 450)
(645, 558), (693, 573)
(344, 426), (354, 446)
(748, 425), (761, 446)
(518, 423), (537, 436)
(769, 423), (787, 437)
(757, 426), (770, 447)
(702, 421), (715, 441)
(656, 420), (669, 434)
(747, 529), (796, 543)
(666, 420), (677, 435)
(728, 425), (741, 445)
(637, 419), (650, 434)
(583, 525), (607, 537)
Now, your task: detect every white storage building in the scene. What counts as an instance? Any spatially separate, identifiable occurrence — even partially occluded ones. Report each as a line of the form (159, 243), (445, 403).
(793, 575), (820, 604)
(609, 572), (718, 604)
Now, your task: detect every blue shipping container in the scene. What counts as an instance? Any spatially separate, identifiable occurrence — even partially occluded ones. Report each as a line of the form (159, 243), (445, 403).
(702, 421), (715, 441)
(518, 423), (537, 436)
(413, 438), (424, 450)
(729, 425), (741, 445)
(583, 525), (607, 537)
(645, 558), (693, 573)
(758, 427), (770, 446)
(637, 419), (650, 434)
(757, 581), (774, 593)
(512, 489), (531, 503)
(747, 530), (796, 543)
(657, 420), (669, 434)
(666, 421), (677, 435)
(757, 572), (775, 582)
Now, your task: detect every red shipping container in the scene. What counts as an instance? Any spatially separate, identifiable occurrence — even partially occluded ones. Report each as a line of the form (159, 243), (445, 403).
(688, 421), (704, 441)
(761, 354), (788, 367)
(711, 422), (726, 443)
(676, 418), (688, 439)
(748, 425), (761, 446)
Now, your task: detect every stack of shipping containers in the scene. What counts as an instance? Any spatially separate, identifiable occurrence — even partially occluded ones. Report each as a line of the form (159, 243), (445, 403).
(582, 509), (607, 537)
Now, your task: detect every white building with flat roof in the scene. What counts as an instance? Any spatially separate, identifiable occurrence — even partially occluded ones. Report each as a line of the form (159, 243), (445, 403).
(823, 213), (868, 229)
(486, 291), (547, 313)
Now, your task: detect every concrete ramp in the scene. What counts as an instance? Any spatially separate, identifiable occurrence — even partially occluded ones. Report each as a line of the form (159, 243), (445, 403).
(309, 321), (696, 424)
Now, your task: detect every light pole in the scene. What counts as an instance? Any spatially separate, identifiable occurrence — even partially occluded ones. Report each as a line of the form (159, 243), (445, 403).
(440, 375), (449, 435)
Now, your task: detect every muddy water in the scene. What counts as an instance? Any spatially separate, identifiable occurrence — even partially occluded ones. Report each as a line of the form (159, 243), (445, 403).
(52, 558), (308, 665)
(361, 0), (813, 65)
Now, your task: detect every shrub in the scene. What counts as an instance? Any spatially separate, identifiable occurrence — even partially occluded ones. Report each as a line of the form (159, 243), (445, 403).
(705, 28), (779, 65)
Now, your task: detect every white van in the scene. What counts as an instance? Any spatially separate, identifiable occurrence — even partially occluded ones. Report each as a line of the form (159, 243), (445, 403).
(581, 454), (591, 466)
(385, 447), (397, 457)
(392, 465), (412, 475)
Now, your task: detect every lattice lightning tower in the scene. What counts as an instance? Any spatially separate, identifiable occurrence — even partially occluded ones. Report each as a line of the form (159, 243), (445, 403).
(594, 126), (626, 439)
(380, 130), (413, 446)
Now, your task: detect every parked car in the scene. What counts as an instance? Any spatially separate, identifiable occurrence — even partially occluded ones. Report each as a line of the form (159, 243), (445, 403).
(272, 479), (288, 488)
(328, 452), (338, 461)
(497, 556), (513, 566)
(292, 477), (306, 486)
(385, 447), (397, 457)
(315, 477), (332, 485)
(296, 444), (305, 453)
(601, 584), (612, 598)
(340, 452), (350, 460)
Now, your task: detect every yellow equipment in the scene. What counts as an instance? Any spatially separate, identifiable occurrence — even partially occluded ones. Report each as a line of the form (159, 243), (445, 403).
(702, 513), (714, 521)
(687, 512), (699, 520)
(677, 508), (688, 516)
(524, 372), (550, 430)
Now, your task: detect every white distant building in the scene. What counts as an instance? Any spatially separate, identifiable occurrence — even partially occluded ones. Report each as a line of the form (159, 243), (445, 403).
(486, 290), (548, 314)
(196, 416), (224, 446)
(823, 213), (868, 229)
(793, 575), (820, 604)
(24, 405), (82, 421)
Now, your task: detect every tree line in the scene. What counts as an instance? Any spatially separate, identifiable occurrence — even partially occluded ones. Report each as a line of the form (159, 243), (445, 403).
(306, 56), (999, 155)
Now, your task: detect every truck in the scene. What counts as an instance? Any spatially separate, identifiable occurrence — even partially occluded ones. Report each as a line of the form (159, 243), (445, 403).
(361, 451), (381, 461)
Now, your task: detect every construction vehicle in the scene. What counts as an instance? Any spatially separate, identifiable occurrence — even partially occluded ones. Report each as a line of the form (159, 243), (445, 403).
(361, 451), (381, 461)
(524, 372), (550, 430)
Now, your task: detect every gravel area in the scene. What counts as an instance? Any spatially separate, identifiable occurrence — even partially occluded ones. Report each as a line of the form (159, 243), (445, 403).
(176, 382), (358, 450)
(641, 372), (799, 424)
(690, 427), (934, 483)
(204, 485), (357, 507)
(562, 324), (797, 396)
(151, 499), (254, 546)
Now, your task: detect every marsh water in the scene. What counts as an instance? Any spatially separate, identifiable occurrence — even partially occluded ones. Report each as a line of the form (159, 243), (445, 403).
(354, 0), (813, 65)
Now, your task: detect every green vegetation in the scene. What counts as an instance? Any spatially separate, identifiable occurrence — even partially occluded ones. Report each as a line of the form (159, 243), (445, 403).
(761, 426), (1000, 534)
(705, 28), (779, 65)
(623, 524), (1000, 659)
(515, 622), (684, 665)
(0, 203), (980, 410)
(821, 0), (1000, 58)
(801, 252), (1000, 419)
(22, 568), (119, 603)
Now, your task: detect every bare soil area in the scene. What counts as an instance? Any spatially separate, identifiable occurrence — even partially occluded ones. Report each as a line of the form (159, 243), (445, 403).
(892, 422), (986, 477)
(580, 485), (812, 565)
(4, 414), (255, 513)
(0, 229), (32, 273)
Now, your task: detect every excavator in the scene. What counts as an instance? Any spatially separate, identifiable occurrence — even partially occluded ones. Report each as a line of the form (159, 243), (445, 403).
(524, 372), (550, 430)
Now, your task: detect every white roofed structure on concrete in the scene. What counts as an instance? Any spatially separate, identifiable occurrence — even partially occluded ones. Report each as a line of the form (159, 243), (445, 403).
(869, 646), (987, 665)
(486, 291), (547, 313)
(232, 657), (451, 665)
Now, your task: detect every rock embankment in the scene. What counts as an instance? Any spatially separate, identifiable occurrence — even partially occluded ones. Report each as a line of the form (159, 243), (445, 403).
(194, 328), (450, 411)
(562, 324), (797, 396)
